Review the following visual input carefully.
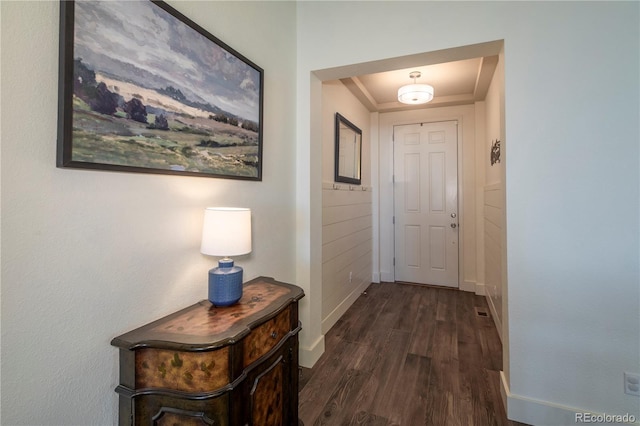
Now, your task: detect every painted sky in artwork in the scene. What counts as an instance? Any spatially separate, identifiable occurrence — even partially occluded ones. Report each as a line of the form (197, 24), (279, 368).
(73, 0), (261, 122)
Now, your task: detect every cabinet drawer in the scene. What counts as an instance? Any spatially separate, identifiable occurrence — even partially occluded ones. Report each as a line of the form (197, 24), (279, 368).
(243, 308), (291, 367)
(136, 393), (229, 426)
(135, 347), (229, 392)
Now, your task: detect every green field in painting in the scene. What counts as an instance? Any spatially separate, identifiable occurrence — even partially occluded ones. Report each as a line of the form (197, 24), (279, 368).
(71, 99), (259, 178)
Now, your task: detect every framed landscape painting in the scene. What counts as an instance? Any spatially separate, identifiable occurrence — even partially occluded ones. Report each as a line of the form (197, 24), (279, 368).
(57, 0), (263, 180)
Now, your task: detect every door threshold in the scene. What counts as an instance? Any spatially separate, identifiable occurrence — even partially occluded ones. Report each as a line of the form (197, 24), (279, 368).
(394, 280), (460, 291)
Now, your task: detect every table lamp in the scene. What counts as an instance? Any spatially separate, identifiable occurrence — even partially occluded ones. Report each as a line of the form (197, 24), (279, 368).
(200, 207), (251, 306)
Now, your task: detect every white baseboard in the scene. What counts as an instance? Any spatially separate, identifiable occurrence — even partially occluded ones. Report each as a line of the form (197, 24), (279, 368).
(500, 372), (640, 426)
(372, 272), (381, 283)
(485, 292), (502, 341)
(459, 280), (485, 295)
(321, 279), (370, 334)
(301, 280), (372, 369)
(459, 280), (475, 293)
(299, 334), (325, 368)
(380, 270), (394, 282)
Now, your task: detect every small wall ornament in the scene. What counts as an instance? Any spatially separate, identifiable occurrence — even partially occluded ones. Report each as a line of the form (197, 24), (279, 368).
(490, 139), (501, 166)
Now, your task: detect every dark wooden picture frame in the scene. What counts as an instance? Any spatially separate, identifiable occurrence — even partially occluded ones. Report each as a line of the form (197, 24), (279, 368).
(57, 0), (264, 180)
(334, 113), (362, 185)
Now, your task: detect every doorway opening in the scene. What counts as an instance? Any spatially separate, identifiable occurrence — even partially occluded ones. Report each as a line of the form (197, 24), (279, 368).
(393, 120), (459, 288)
(312, 39), (506, 336)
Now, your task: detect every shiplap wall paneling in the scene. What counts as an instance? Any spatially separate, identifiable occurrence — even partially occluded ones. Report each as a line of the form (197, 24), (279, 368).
(484, 184), (504, 338)
(322, 186), (372, 332)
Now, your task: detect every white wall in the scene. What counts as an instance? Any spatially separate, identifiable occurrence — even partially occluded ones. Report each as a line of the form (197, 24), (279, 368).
(322, 81), (371, 187)
(483, 49), (506, 337)
(297, 2), (639, 425)
(321, 80), (372, 333)
(484, 183), (504, 337)
(485, 50), (504, 186)
(2, 2), (639, 424)
(1, 1), (297, 424)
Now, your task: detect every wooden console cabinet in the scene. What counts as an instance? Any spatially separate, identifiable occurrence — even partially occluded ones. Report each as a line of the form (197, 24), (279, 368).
(111, 276), (304, 426)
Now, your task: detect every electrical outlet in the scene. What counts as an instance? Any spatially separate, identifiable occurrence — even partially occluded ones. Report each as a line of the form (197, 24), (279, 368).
(624, 372), (640, 396)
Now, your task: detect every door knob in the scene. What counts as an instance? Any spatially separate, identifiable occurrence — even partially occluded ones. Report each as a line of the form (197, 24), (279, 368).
(450, 223), (457, 229)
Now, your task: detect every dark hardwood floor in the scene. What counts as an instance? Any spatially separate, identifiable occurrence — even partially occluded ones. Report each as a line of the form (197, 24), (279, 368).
(298, 282), (528, 426)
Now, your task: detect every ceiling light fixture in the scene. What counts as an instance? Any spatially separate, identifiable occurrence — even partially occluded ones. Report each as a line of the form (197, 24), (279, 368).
(397, 71), (434, 105)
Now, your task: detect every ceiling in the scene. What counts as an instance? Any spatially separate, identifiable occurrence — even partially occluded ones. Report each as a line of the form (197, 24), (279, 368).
(339, 54), (499, 113)
(335, 42), (501, 112)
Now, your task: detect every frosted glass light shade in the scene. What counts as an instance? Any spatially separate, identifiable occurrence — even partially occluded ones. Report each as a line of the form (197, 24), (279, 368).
(397, 84), (434, 105)
(201, 207), (251, 256)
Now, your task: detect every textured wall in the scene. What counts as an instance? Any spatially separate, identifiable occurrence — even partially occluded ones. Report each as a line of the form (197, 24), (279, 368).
(1, 1), (297, 424)
(297, 1), (639, 424)
(321, 80), (372, 333)
(484, 184), (504, 336)
(483, 51), (505, 337)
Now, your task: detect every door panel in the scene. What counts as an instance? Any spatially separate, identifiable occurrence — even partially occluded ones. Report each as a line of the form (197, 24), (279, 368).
(405, 153), (420, 211)
(429, 225), (446, 270)
(405, 225), (421, 267)
(429, 152), (445, 212)
(394, 121), (458, 287)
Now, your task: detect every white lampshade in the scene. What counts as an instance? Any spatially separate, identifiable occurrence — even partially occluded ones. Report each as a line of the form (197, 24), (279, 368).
(397, 83), (434, 105)
(201, 207), (251, 257)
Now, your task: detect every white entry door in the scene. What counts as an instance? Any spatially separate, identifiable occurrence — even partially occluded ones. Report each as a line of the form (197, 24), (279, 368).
(393, 121), (458, 287)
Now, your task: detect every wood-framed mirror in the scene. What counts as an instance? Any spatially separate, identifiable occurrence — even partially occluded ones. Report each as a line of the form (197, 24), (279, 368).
(334, 113), (362, 185)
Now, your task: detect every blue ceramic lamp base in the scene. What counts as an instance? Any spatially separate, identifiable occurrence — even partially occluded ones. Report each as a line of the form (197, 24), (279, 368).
(208, 258), (243, 306)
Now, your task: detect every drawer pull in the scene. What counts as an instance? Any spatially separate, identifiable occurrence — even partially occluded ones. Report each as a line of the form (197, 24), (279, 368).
(271, 331), (278, 339)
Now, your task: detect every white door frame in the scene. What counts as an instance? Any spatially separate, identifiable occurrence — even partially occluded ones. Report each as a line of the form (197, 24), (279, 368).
(375, 113), (465, 286)
(392, 119), (460, 287)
